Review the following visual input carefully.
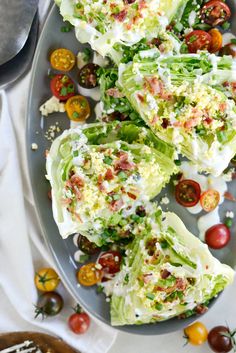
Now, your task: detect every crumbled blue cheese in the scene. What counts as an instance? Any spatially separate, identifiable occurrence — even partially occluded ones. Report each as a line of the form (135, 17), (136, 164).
(31, 143), (38, 150)
(226, 211), (234, 219)
(160, 196), (170, 205)
(39, 96), (65, 117)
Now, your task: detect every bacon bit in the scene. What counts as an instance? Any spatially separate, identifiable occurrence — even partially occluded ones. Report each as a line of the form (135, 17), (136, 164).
(223, 81), (230, 87)
(195, 304), (208, 315)
(173, 121), (183, 127)
(159, 44), (166, 53)
(144, 77), (172, 100)
(151, 115), (159, 125)
(97, 174), (106, 192)
(143, 273), (153, 284)
(109, 198), (124, 211)
(138, 0), (147, 10)
(161, 118), (169, 129)
(113, 9), (127, 22)
(150, 38), (161, 47)
(137, 93), (145, 103)
(124, 0), (135, 4)
(161, 269), (170, 279)
(115, 153), (135, 171)
(74, 212), (83, 223)
(104, 168), (114, 181)
(176, 278), (186, 291)
(106, 88), (125, 98)
(127, 192), (137, 200)
(61, 198), (72, 206)
(47, 190), (52, 200)
(44, 149), (49, 158)
(126, 23), (132, 30)
(205, 265), (209, 269)
(224, 191), (236, 201)
(70, 175), (84, 188)
(184, 117), (199, 130)
(203, 116), (213, 125)
(219, 102), (227, 112)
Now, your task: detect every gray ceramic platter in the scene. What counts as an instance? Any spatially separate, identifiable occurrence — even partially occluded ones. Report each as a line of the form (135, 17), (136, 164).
(27, 2), (236, 335)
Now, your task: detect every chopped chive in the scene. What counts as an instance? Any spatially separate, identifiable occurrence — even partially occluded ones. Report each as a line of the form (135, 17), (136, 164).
(222, 21), (230, 30)
(174, 22), (183, 33)
(174, 159), (181, 166)
(73, 150), (79, 157)
(113, 194), (120, 201)
(146, 293), (155, 300)
(72, 111), (80, 119)
(188, 35), (197, 43)
(103, 156), (113, 165)
(231, 38), (236, 45)
(124, 273), (129, 284)
(61, 75), (69, 84)
(97, 285), (104, 293)
(217, 130), (227, 142)
(60, 86), (68, 96)
(118, 171), (127, 181)
(160, 240), (168, 249)
(224, 217), (233, 228)
(155, 303), (163, 310)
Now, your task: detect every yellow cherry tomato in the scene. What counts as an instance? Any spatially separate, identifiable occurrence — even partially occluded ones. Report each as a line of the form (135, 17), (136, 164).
(77, 263), (102, 287)
(50, 48), (75, 71)
(200, 189), (220, 212)
(65, 95), (90, 122)
(209, 29), (223, 53)
(184, 321), (208, 346)
(34, 268), (60, 292)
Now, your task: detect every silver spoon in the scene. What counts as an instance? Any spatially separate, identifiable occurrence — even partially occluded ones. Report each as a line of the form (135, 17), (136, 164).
(0, 11), (39, 89)
(0, 0), (39, 66)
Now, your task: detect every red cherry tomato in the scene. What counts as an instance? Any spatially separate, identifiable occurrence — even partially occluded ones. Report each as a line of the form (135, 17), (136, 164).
(201, 0), (231, 27)
(68, 312), (90, 334)
(98, 251), (122, 275)
(185, 30), (212, 53)
(50, 74), (75, 101)
(175, 179), (201, 207)
(205, 224), (230, 249)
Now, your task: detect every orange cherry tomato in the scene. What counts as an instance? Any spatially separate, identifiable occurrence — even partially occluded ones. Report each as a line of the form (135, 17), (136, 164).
(50, 48), (75, 71)
(200, 189), (220, 212)
(65, 95), (90, 122)
(77, 263), (102, 286)
(184, 321), (208, 346)
(208, 29), (223, 53)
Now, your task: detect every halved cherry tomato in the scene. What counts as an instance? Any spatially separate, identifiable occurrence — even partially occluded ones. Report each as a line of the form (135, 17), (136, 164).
(98, 251), (122, 275)
(34, 268), (60, 292)
(205, 224), (230, 249)
(50, 74), (75, 101)
(200, 0), (231, 27)
(200, 189), (220, 212)
(175, 179), (201, 207)
(219, 43), (236, 57)
(185, 30), (212, 53)
(65, 95), (90, 121)
(184, 321), (208, 346)
(77, 263), (102, 286)
(78, 63), (100, 88)
(50, 48), (75, 71)
(77, 234), (99, 255)
(208, 29), (223, 53)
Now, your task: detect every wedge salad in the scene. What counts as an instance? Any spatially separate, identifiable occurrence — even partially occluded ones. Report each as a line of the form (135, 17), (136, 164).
(39, 0), (236, 327)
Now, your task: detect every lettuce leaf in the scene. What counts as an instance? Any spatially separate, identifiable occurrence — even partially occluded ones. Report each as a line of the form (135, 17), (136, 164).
(108, 211), (234, 325)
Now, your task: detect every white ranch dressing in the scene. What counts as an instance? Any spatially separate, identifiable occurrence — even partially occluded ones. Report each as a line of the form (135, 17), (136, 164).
(197, 208), (220, 241)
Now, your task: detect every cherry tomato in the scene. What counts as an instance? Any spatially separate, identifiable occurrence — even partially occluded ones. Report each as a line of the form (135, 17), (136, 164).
(200, 0), (231, 27)
(50, 48), (75, 71)
(50, 74), (75, 101)
(98, 251), (122, 275)
(77, 234), (99, 255)
(65, 95), (90, 121)
(77, 263), (102, 286)
(208, 326), (234, 353)
(68, 312), (90, 334)
(185, 30), (212, 53)
(78, 63), (100, 88)
(200, 189), (220, 212)
(219, 43), (236, 58)
(35, 292), (64, 318)
(208, 29), (223, 53)
(175, 179), (201, 207)
(184, 321), (208, 346)
(34, 268), (60, 292)
(205, 224), (230, 249)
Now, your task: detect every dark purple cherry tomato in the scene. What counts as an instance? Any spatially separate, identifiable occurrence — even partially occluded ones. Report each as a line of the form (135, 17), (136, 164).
(77, 234), (99, 255)
(78, 63), (100, 88)
(208, 326), (234, 353)
(200, 0), (231, 27)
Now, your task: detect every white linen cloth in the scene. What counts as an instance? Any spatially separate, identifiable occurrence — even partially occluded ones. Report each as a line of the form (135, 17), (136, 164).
(0, 1), (117, 352)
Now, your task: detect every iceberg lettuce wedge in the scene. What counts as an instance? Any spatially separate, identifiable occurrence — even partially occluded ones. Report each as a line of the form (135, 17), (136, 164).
(119, 51), (236, 176)
(46, 124), (177, 244)
(55, 0), (188, 62)
(106, 211), (234, 325)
